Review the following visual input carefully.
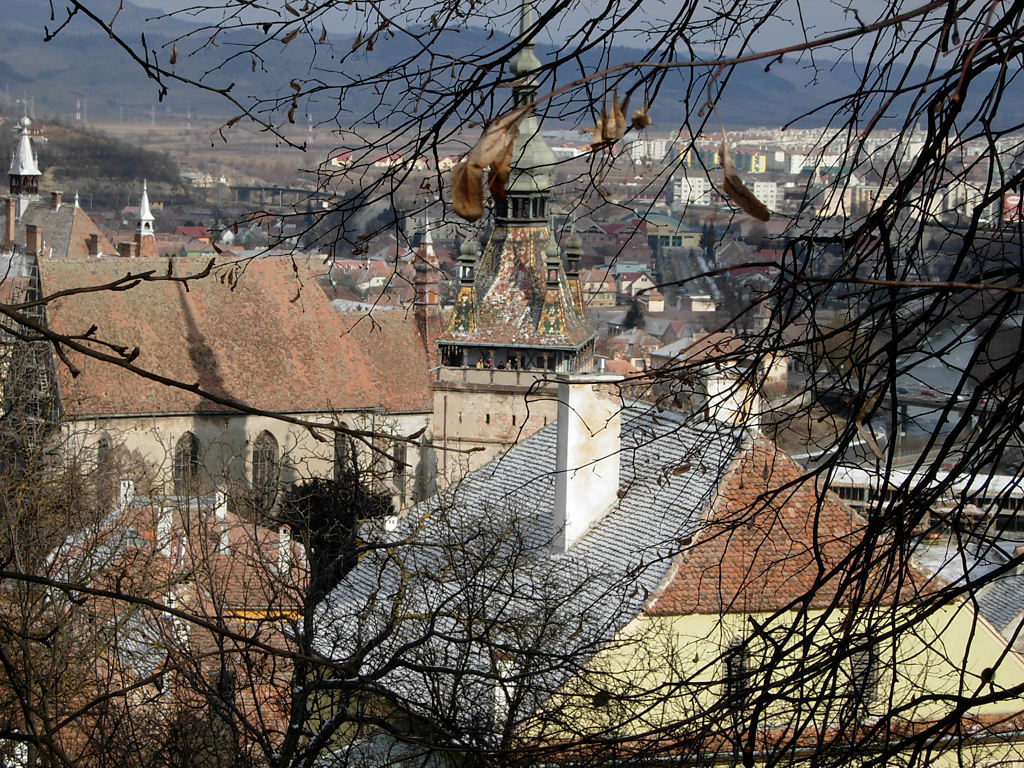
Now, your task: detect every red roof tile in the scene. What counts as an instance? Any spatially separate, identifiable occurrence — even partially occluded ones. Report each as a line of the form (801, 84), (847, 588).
(649, 438), (927, 615)
(41, 256), (434, 417)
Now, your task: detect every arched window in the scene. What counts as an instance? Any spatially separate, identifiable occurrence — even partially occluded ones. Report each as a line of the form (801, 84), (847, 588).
(173, 431), (201, 495)
(96, 433), (112, 474)
(334, 425), (354, 481)
(95, 433), (114, 504)
(252, 430), (280, 496)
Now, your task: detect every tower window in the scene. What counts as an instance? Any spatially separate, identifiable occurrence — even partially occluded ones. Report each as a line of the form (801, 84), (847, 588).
(848, 644), (879, 712)
(486, 413), (491, 425)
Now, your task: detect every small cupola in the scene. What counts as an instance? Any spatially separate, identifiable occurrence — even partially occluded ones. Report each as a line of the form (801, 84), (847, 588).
(565, 230), (583, 278)
(545, 236), (561, 289)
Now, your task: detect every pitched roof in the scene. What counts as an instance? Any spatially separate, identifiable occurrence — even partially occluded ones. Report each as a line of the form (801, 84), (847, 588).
(977, 573), (1024, 636)
(2, 201), (114, 258)
(40, 256), (434, 417)
(315, 404), (744, 724)
(648, 438), (927, 615)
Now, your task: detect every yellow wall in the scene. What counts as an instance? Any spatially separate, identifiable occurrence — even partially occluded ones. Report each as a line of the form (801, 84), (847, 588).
(532, 602), (1024, 744)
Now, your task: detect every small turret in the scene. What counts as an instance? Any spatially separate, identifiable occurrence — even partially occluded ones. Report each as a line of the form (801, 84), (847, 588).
(565, 227), (584, 313)
(458, 236), (477, 287)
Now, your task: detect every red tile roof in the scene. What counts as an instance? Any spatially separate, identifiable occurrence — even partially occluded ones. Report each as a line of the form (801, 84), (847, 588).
(41, 256), (434, 417)
(649, 438), (927, 615)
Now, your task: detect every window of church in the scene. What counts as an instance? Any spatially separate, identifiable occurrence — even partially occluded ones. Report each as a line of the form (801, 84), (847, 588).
(334, 427), (354, 480)
(252, 430), (280, 500)
(173, 432), (201, 495)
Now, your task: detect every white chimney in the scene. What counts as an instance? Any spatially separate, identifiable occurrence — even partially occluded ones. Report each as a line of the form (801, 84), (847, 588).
(553, 374), (623, 553)
(119, 479), (136, 511)
(157, 505), (173, 558)
(278, 525), (291, 576)
(705, 372), (761, 430)
(214, 490), (229, 554)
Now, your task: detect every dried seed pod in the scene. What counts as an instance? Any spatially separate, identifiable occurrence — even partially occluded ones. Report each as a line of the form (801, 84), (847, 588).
(720, 137), (770, 222)
(451, 161), (484, 222)
(631, 101), (652, 130)
(449, 105), (529, 221)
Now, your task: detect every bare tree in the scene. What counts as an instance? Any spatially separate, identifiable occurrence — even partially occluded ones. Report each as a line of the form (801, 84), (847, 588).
(3, 2), (1024, 768)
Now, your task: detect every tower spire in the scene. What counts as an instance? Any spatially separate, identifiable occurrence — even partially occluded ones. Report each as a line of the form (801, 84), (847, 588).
(136, 179), (157, 258)
(9, 115), (41, 219)
(500, 0), (556, 223)
(139, 180), (155, 238)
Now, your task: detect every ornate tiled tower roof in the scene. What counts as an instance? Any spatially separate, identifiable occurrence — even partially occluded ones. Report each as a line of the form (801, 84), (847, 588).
(436, 1), (594, 367)
(432, 1), (596, 479)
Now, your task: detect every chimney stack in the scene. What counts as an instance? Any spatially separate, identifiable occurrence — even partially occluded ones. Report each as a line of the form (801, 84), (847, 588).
(50, 191), (62, 211)
(119, 479), (136, 511)
(157, 505), (173, 558)
(25, 224), (42, 257)
(553, 374), (623, 553)
(117, 241), (135, 259)
(4, 198), (14, 249)
(87, 233), (100, 256)
(214, 490), (229, 554)
(705, 372), (762, 431)
(278, 525), (291, 575)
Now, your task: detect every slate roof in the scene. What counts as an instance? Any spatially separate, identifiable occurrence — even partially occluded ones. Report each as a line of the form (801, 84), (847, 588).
(40, 256), (434, 417)
(2, 201), (114, 258)
(315, 404), (744, 728)
(977, 574), (1024, 635)
(439, 225), (594, 349)
(649, 439), (930, 615)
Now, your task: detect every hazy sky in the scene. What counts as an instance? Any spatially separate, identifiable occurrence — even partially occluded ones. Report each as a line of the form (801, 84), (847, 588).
(124, 0), (897, 53)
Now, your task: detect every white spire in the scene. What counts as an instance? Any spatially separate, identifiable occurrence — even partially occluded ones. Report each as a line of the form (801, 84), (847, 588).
(9, 116), (40, 178)
(422, 214), (433, 248)
(73, 191), (80, 208)
(139, 179), (154, 238)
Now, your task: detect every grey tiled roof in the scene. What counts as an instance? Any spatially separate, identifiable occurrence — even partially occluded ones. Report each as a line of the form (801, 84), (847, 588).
(314, 404), (743, 733)
(976, 572), (1024, 634)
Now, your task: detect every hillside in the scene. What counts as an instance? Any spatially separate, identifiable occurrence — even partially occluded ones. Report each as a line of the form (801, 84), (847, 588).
(4, 0), (1024, 131)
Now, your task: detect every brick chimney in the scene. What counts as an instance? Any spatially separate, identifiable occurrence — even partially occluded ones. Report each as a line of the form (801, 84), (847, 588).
(87, 233), (100, 256)
(50, 191), (62, 211)
(552, 374), (623, 553)
(135, 232), (157, 259)
(4, 197), (14, 249)
(25, 224), (43, 257)
(117, 241), (135, 259)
